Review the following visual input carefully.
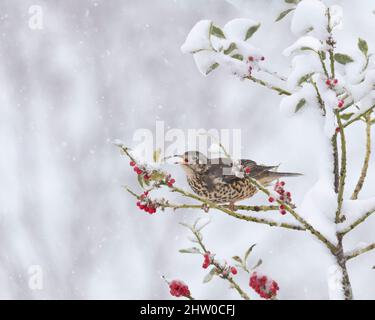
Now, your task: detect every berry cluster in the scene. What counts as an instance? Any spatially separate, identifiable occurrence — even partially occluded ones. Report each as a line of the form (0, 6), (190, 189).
(136, 191), (157, 214)
(129, 161), (150, 180)
(202, 252), (237, 276)
(202, 252), (212, 269)
(268, 181), (292, 215)
(249, 272), (279, 300)
(247, 55), (265, 75)
(169, 280), (191, 298)
(165, 174), (176, 188)
(325, 78), (338, 87)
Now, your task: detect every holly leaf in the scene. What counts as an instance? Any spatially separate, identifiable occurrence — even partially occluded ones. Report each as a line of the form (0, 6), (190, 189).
(245, 23), (260, 40)
(334, 53), (354, 65)
(275, 8), (295, 22)
(295, 98), (306, 113)
(223, 42), (237, 55)
(203, 268), (216, 283)
(340, 113), (354, 121)
(179, 247), (201, 254)
(211, 25), (226, 39)
(358, 38), (368, 56)
(244, 244), (256, 263)
(205, 62), (219, 75)
(232, 256), (243, 264)
(137, 175), (145, 188)
(251, 259), (263, 270)
(231, 54), (243, 61)
(298, 73), (314, 86)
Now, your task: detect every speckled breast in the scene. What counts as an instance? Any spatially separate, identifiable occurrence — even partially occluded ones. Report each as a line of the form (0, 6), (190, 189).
(187, 175), (258, 204)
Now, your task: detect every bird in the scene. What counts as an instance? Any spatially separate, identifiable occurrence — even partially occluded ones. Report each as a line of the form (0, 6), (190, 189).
(173, 151), (302, 210)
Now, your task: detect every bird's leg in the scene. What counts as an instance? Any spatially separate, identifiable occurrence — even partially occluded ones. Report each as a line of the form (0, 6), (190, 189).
(228, 202), (237, 211)
(201, 203), (210, 213)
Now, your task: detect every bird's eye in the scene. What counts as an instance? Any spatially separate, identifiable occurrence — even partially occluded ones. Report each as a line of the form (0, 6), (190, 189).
(184, 158), (189, 163)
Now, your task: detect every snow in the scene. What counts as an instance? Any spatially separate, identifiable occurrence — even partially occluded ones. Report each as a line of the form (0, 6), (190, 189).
(291, 0), (328, 40)
(283, 36), (323, 57)
(193, 50), (219, 75)
(348, 70), (375, 102)
(279, 83), (316, 116)
(181, 20), (213, 54)
(286, 54), (321, 89)
(223, 18), (259, 41)
(337, 197), (375, 232)
(327, 264), (345, 300)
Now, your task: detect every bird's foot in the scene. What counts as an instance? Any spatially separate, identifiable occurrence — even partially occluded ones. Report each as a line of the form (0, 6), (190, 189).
(201, 203), (210, 213)
(228, 202), (237, 211)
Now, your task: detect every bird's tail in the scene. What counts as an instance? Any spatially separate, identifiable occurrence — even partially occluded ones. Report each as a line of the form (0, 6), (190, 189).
(271, 171), (303, 178)
(257, 171), (302, 186)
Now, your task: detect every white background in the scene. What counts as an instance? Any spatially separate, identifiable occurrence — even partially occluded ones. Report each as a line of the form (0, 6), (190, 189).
(1, 0), (375, 299)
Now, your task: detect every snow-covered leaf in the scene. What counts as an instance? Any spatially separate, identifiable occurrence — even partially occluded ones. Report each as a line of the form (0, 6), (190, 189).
(231, 54), (243, 61)
(232, 256), (243, 264)
(334, 53), (354, 65)
(210, 25), (225, 39)
(291, 0), (327, 38)
(203, 268), (216, 283)
(358, 38), (368, 57)
(244, 244), (256, 262)
(295, 98), (306, 113)
(179, 247), (201, 254)
(181, 20), (213, 53)
(340, 113), (354, 121)
(223, 42), (237, 55)
(193, 51), (219, 76)
(206, 62), (219, 75)
(276, 8), (295, 22)
(223, 18), (260, 41)
(245, 24), (260, 40)
(283, 36), (322, 56)
(251, 259), (263, 270)
(195, 217), (211, 231)
(298, 73), (314, 86)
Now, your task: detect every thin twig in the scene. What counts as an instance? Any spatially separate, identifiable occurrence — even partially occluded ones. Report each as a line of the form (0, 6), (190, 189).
(247, 178), (337, 253)
(346, 242), (375, 260)
(331, 133), (339, 193)
(344, 105), (375, 128)
(245, 75), (291, 96)
(351, 113), (372, 200)
(339, 208), (375, 235)
(335, 111), (347, 223)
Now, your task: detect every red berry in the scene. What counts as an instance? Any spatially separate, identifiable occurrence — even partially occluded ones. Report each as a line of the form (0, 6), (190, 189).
(130, 161), (136, 167)
(280, 181), (285, 186)
(280, 209), (287, 215)
(248, 56), (254, 62)
(231, 267), (238, 275)
(333, 79), (338, 84)
(268, 197), (275, 203)
(260, 56), (265, 61)
(335, 127), (341, 133)
(338, 100), (344, 108)
(169, 178), (175, 184)
(169, 280), (190, 298)
(245, 167), (251, 174)
(326, 79), (331, 86)
(279, 205), (285, 210)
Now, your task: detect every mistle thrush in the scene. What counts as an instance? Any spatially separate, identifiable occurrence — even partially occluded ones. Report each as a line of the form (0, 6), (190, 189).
(175, 151), (301, 208)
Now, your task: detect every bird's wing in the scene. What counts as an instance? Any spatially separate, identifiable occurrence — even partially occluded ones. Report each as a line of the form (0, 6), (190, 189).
(202, 158), (279, 190)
